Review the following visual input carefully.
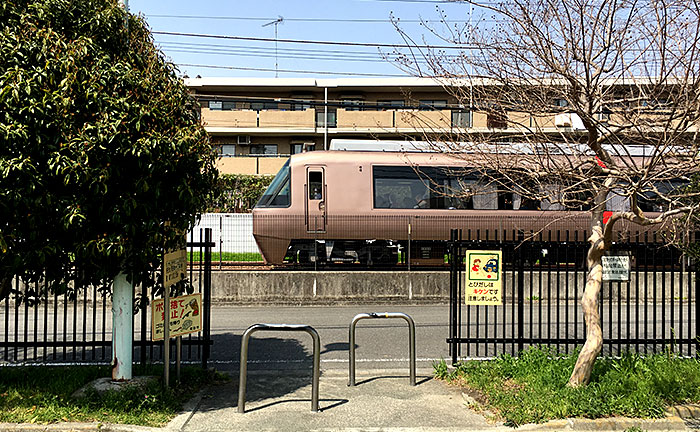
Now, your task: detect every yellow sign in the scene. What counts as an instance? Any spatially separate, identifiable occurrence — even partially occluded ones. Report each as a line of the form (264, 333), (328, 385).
(465, 250), (503, 305)
(164, 248), (187, 288)
(151, 293), (202, 341)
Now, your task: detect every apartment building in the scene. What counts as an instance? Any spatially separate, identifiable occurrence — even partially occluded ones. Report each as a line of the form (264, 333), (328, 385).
(186, 77), (607, 175)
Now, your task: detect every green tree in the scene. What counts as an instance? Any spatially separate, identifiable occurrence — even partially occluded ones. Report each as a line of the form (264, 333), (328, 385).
(209, 174), (274, 213)
(0, 0), (218, 301)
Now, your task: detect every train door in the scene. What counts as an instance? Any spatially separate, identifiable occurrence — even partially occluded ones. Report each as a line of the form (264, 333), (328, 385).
(305, 166), (326, 233)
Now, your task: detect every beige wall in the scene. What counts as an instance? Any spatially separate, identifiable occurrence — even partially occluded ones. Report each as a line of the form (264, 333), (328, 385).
(508, 111), (531, 129)
(259, 109), (316, 129)
(336, 109), (395, 129)
(395, 110), (451, 130)
(216, 156), (288, 175)
(202, 108), (257, 128)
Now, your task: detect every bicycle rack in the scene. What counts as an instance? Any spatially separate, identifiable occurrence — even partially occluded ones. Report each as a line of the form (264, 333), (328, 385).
(348, 312), (416, 386)
(237, 324), (321, 413)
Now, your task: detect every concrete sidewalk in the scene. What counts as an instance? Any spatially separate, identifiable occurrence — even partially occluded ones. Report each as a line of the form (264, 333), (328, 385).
(165, 368), (693, 432)
(0, 368), (696, 432)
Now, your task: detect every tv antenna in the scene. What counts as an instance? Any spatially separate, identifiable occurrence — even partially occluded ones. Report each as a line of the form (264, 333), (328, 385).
(262, 16), (284, 78)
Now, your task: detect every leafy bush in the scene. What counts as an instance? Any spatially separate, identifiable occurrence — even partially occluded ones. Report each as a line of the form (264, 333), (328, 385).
(208, 174), (273, 213)
(0, 0), (218, 301)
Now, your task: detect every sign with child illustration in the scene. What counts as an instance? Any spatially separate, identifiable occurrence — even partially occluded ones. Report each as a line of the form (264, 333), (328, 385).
(465, 250), (503, 305)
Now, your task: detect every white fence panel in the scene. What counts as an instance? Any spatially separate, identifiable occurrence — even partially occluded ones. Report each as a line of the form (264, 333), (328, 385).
(189, 213), (260, 254)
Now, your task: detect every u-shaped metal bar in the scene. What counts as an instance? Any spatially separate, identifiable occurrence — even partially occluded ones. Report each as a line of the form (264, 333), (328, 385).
(348, 312), (416, 386)
(237, 324), (321, 413)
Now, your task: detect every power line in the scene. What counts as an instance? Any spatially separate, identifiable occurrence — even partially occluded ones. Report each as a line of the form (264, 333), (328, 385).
(146, 14), (478, 24)
(178, 63), (411, 77)
(152, 31), (474, 50)
(160, 41), (384, 57)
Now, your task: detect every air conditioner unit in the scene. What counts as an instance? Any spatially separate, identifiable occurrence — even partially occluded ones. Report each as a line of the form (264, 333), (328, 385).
(554, 113), (585, 130)
(236, 135), (251, 145)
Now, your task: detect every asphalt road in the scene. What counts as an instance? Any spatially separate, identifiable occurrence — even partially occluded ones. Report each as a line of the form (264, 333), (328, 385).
(208, 304), (451, 372)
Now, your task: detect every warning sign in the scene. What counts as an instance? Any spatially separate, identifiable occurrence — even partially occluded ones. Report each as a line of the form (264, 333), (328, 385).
(151, 293), (202, 341)
(164, 248), (187, 288)
(602, 255), (630, 281)
(465, 250), (503, 305)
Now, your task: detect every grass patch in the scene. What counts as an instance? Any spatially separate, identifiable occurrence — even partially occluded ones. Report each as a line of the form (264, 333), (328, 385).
(435, 346), (700, 427)
(189, 251), (262, 262)
(0, 365), (225, 426)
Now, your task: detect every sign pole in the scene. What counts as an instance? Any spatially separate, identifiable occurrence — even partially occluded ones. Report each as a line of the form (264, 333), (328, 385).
(176, 336), (182, 383)
(163, 262), (170, 387)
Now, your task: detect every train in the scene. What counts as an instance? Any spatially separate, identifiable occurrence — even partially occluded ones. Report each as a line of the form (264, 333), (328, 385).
(251, 139), (665, 266)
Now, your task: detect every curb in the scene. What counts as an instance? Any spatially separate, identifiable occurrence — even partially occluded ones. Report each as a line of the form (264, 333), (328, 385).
(666, 403), (700, 420)
(0, 423), (158, 432)
(461, 392), (693, 431)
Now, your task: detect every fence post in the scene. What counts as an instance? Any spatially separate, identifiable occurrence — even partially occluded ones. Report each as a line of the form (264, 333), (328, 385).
(517, 231), (525, 354)
(449, 229), (458, 365)
(203, 228), (212, 369)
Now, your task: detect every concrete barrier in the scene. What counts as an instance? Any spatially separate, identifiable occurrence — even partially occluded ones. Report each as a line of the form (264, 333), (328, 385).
(196, 270), (695, 305)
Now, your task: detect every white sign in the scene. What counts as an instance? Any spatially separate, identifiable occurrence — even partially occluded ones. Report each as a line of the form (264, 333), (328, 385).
(164, 248), (187, 288)
(602, 255), (630, 281)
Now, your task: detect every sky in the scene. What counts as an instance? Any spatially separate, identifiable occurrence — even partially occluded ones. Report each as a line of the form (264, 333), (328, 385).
(127, 0), (478, 79)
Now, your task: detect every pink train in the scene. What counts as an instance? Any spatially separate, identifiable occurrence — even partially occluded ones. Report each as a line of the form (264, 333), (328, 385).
(252, 140), (662, 266)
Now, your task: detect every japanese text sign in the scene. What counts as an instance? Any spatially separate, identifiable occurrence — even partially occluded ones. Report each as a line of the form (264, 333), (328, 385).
(465, 250), (503, 305)
(602, 255), (630, 281)
(164, 248), (187, 288)
(151, 293), (202, 341)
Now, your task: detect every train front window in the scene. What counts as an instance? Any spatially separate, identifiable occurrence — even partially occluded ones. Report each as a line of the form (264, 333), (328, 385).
(256, 160), (290, 208)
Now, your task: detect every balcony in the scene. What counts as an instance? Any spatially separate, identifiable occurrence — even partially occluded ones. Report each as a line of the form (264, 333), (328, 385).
(216, 156), (288, 175)
(201, 108), (257, 128)
(201, 108), (317, 131)
(336, 109), (395, 130)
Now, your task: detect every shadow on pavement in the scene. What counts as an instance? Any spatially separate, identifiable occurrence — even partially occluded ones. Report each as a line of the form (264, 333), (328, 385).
(245, 398), (349, 413)
(195, 332), (321, 411)
(353, 375), (432, 386)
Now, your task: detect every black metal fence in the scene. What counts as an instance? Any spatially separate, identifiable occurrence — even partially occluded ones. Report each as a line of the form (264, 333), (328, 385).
(448, 229), (700, 363)
(0, 229), (214, 366)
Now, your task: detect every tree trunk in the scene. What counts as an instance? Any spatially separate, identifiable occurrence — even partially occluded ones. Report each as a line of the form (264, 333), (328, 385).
(568, 219), (606, 387)
(0, 275), (10, 301)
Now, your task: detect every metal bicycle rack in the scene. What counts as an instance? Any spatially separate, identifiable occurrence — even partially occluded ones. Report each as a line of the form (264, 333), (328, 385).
(237, 324), (321, 413)
(348, 312), (416, 386)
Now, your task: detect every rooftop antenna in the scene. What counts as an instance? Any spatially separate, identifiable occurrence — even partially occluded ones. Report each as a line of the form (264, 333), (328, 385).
(262, 16), (284, 78)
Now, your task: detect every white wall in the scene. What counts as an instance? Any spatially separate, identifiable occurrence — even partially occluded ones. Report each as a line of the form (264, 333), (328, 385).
(188, 213), (260, 254)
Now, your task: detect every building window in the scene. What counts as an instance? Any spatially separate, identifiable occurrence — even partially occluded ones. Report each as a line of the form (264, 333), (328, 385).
(451, 110), (471, 128)
(375, 100), (405, 111)
(419, 100), (448, 110)
(209, 100), (223, 110)
(553, 98), (569, 108)
(250, 144), (278, 155)
(222, 101), (236, 111)
(342, 99), (364, 111)
(316, 111), (337, 128)
(291, 100), (312, 111)
(220, 144), (236, 156)
(250, 101), (279, 111)
(487, 110), (508, 129)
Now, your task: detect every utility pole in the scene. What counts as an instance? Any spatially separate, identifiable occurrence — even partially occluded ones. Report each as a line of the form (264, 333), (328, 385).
(262, 16), (284, 78)
(113, 0), (133, 382)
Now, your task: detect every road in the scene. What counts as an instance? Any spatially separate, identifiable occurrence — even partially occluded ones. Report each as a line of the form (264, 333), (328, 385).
(208, 304), (450, 372)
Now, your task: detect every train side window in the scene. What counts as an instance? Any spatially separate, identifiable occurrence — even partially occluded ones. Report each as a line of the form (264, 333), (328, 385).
(606, 189), (630, 211)
(308, 171), (323, 200)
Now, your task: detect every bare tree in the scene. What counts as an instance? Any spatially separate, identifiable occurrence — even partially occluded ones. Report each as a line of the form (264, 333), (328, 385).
(392, 0), (700, 386)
